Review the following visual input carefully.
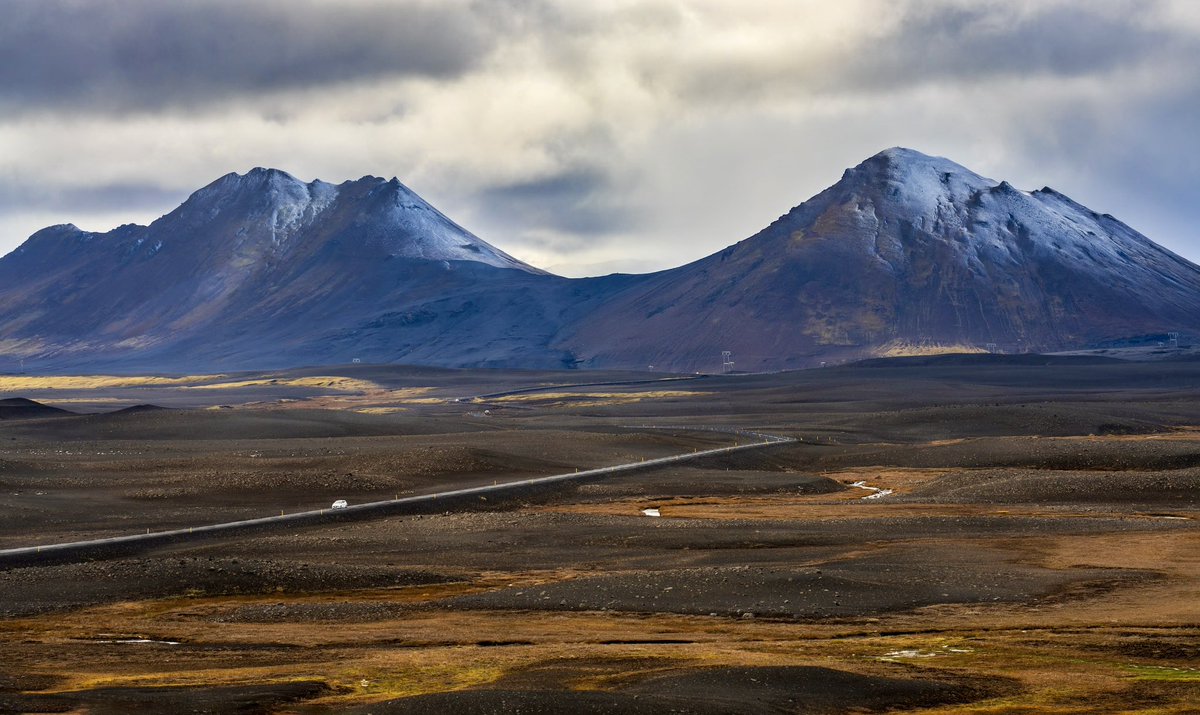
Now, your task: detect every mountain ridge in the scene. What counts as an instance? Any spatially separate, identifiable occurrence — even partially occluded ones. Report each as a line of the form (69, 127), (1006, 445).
(554, 148), (1200, 370)
(2, 148), (1198, 373)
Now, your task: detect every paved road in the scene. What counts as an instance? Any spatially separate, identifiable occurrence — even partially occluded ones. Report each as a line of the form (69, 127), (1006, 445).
(0, 427), (794, 567)
(466, 374), (706, 402)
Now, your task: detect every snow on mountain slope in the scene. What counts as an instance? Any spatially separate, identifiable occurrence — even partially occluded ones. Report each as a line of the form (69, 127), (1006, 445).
(171, 168), (538, 271)
(842, 148), (1189, 292)
(371, 177), (541, 271)
(556, 148), (1200, 371)
(0, 168), (555, 369)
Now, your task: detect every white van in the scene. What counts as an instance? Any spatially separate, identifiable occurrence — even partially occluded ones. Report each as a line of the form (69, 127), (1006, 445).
(331, 499), (348, 509)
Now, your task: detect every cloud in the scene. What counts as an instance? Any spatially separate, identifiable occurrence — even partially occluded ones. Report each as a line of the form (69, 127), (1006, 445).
(0, 180), (185, 215)
(0, 0), (493, 113)
(1, 0), (1199, 275)
(476, 168), (640, 240)
(835, 1), (1182, 90)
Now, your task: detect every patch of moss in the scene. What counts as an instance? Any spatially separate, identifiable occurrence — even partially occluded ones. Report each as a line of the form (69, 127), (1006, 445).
(1124, 665), (1200, 682)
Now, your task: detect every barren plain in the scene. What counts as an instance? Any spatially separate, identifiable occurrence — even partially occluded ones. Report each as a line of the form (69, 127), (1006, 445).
(0, 356), (1197, 713)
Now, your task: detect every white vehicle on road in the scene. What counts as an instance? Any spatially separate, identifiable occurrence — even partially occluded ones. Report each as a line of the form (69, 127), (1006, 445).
(331, 499), (348, 509)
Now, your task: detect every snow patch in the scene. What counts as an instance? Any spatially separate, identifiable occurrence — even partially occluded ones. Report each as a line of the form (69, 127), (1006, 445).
(839, 148), (1182, 293)
(93, 635), (180, 645)
(377, 180), (535, 271)
(882, 649), (937, 659)
(880, 644), (973, 661)
(265, 177), (338, 245)
(849, 480), (891, 500)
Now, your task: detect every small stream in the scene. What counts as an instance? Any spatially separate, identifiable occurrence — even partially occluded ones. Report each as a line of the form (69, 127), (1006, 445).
(850, 480), (893, 500)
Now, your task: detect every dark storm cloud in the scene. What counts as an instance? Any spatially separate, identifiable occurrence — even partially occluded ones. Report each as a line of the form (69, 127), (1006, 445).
(0, 0), (493, 112)
(846, 3), (1182, 87)
(674, 2), (1187, 103)
(2, 0), (1199, 271)
(477, 168), (640, 241)
(0, 180), (185, 216)
(997, 65), (1200, 254)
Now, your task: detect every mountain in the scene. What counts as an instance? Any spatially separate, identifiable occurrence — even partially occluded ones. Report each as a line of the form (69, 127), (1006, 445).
(557, 148), (1200, 370)
(0, 168), (585, 370)
(0, 397), (73, 420)
(2, 149), (1199, 373)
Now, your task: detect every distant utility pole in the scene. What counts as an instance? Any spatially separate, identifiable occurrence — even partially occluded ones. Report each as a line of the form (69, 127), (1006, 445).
(721, 351), (734, 374)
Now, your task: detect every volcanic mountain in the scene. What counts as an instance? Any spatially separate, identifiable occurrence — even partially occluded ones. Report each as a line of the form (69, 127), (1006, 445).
(0, 398), (72, 420)
(2, 149), (1199, 373)
(0, 168), (589, 370)
(561, 148), (1200, 370)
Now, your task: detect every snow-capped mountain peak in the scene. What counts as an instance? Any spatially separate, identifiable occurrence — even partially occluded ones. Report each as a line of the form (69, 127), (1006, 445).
(353, 175), (543, 273)
(845, 147), (996, 211)
(184, 168), (338, 225)
(560, 147), (1200, 370)
(811, 147), (1164, 278)
(141, 168), (542, 272)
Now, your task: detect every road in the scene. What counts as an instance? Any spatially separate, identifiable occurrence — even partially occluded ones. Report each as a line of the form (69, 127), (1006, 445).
(465, 374), (707, 402)
(0, 427), (794, 568)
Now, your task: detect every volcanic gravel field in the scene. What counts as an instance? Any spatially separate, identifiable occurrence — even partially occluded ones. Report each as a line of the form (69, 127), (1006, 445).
(0, 357), (1197, 713)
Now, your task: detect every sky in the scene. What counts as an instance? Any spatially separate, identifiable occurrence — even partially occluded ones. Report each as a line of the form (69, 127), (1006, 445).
(1, 0), (1198, 277)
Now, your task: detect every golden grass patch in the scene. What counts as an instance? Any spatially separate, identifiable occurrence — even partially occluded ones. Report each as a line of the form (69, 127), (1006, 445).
(0, 374), (225, 390)
(873, 341), (990, 357)
(36, 397), (129, 404)
(538, 496), (1193, 524)
(1123, 665), (1200, 681)
(6, 584), (1200, 713)
(820, 466), (958, 495)
(185, 376), (381, 392)
(0, 374), (384, 393)
(1057, 428), (1200, 443)
(385, 387), (437, 399)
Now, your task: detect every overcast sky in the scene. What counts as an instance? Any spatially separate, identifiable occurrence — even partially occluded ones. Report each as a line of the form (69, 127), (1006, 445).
(1, 0), (1198, 276)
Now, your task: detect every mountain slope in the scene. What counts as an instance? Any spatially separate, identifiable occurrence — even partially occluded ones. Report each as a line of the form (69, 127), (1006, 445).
(0, 398), (73, 420)
(557, 148), (1200, 371)
(0, 169), (570, 370)
(2, 150), (1199, 373)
